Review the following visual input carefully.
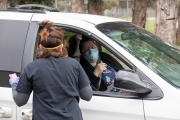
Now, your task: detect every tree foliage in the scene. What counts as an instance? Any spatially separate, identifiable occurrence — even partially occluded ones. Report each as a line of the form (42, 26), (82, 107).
(104, 0), (118, 10)
(89, 0), (102, 4)
(8, 0), (54, 6)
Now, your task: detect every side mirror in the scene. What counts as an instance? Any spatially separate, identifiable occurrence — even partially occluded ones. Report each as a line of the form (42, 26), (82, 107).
(114, 70), (152, 96)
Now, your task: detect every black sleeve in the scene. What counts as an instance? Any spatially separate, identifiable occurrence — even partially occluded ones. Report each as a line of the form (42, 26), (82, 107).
(78, 63), (91, 90)
(16, 63), (35, 94)
(82, 66), (101, 90)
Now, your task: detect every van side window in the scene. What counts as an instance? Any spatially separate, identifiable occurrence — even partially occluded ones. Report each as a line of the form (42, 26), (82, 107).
(0, 20), (29, 87)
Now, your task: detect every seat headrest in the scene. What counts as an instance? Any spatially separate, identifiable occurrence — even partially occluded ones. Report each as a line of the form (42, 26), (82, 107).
(68, 34), (81, 57)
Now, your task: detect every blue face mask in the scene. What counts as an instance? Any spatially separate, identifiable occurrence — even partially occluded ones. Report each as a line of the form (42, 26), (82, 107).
(86, 49), (99, 62)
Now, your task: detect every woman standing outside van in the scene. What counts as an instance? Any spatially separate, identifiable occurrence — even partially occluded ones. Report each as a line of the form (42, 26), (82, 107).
(9, 20), (92, 120)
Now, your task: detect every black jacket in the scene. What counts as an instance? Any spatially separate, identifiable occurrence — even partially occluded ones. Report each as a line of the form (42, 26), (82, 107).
(80, 52), (123, 91)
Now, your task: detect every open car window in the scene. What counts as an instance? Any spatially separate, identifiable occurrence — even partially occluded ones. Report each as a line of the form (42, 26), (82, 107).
(33, 25), (162, 99)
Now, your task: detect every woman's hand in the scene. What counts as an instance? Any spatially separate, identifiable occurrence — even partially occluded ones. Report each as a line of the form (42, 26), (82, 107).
(93, 62), (107, 77)
(9, 73), (19, 86)
(9, 73), (18, 78)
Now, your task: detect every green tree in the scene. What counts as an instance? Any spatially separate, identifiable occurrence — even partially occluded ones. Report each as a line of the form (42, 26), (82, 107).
(104, 0), (118, 10)
(9, 0), (54, 7)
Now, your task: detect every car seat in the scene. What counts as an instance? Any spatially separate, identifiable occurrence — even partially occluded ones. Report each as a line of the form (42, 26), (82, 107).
(68, 34), (82, 62)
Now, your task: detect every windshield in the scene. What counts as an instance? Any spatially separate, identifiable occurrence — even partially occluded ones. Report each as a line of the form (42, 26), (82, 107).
(96, 22), (180, 88)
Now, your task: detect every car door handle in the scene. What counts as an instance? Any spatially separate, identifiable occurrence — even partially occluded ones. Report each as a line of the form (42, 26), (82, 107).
(0, 107), (12, 118)
(21, 109), (32, 120)
(0, 107), (5, 114)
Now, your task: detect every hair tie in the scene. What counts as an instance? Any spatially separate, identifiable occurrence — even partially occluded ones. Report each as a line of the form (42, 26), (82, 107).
(42, 45), (60, 50)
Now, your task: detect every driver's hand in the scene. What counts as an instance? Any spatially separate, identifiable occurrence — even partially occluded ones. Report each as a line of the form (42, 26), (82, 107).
(93, 62), (107, 77)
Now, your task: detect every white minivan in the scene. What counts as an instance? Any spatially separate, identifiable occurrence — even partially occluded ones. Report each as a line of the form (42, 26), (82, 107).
(0, 4), (180, 120)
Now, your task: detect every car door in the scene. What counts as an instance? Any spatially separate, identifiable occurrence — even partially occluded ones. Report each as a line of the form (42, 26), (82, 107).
(0, 18), (32, 119)
(80, 96), (144, 120)
(60, 25), (166, 120)
(54, 27), (145, 120)
(78, 45), (145, 120)
(77, 34), (164, 120)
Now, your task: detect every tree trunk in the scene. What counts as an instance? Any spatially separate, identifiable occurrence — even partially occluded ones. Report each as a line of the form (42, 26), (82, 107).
(0, 0), (7, 8)
(155, 0), (176, 44)
(176, 5), (180, 45)
(71, 0), (84, 12)
(132, 0), (147, 28)
(88, 0), (104, 15)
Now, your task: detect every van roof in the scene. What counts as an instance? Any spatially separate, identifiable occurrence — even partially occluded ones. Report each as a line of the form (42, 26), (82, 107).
(0, 4), (126, 25)
(46, 12), (126, 25)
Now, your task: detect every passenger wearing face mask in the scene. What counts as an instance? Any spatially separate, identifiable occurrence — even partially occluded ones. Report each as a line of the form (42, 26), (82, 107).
(79, 37), (123, 91)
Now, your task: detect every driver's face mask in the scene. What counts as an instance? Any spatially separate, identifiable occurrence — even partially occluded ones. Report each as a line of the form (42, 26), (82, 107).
(86, 49), (99, 63)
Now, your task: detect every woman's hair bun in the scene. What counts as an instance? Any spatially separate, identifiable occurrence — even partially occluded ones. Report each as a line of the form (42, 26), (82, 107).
(39, 20), (54, 41)
(40, 20), (53, 29)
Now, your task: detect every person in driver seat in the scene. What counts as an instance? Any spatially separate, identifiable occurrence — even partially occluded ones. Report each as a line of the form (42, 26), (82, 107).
(79, 36), (123, 92)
